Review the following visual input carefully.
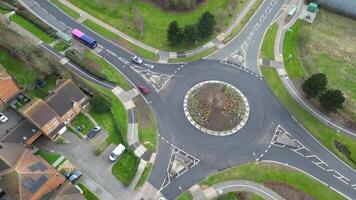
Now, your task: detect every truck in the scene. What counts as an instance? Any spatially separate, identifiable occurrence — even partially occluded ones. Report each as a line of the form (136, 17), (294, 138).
(71, 29), (97, 48)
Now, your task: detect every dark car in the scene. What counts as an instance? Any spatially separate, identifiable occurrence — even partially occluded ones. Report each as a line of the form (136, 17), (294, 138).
(87, 126), (101, 138)
(67, 169), (82, 183)
(138, 84), (150, 95)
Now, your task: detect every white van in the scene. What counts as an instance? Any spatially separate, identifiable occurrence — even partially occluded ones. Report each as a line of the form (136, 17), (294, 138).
(109, 144), (126, 162)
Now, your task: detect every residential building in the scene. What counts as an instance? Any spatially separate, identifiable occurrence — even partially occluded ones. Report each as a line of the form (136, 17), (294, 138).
(0, 65), (20, 107)
(0, 119), (41, 145)
(0, 143), (66, 200)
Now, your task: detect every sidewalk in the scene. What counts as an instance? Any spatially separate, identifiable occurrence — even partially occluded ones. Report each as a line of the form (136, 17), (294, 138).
(271, 0), (356, 137)
(55, 0), (258, 62)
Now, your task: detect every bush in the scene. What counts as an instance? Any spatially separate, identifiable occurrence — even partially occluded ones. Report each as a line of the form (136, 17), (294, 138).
(197, 11), (216, 38)
(90, 95), (111, 113)
(334, 140), (350, 158)
(65, 49), (107, 80)
(319, 89), (345, 112)
(302, 73), (327, 98)
(15, 9), (57, 37)
(167, 21), (183, 46)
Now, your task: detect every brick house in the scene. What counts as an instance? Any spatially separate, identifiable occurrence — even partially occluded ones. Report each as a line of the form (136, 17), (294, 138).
(0, 143), (66, 200)
(0, 119), (42, 145)
(0, 65), (20, 107)
(45, 79), (89, 124)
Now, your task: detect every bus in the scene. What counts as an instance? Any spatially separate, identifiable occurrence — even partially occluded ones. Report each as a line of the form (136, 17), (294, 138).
(71, 29), (97, 48)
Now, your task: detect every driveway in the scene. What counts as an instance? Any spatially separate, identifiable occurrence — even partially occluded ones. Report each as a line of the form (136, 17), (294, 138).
(34, 131), (134, 200)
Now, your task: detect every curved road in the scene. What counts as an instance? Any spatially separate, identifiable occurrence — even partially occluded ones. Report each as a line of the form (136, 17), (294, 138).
(22, 0), (356, 199)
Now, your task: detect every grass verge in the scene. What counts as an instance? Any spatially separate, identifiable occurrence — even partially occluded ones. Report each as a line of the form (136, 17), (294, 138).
(10, 14), (55, 44)
(84, 51), (131, 90)
(176, 191), (193, 200)
(54, 41), (70, 51)
(261, 23), (278, 60)
(135, 163), (152, 189)
(201, 162), (345, 200)
(35, 149), (61, 165)
(223, 0), (264, 43)
(262, 67), (356, 168)
(168, 47), (218, 63)
(111, 151), (139, 186)
(82, 19), (158, 61)
(50, 0), (80, 19)
(77, 183), (99, 200)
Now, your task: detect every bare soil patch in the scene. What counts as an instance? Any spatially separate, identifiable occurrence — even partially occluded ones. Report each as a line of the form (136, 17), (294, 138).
(187, 82), (246, 131)
(264, 181), (315, 200)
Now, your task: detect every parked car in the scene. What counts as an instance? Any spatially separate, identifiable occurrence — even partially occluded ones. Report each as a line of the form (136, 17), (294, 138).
(87, 126), (101, 138)
(132, 56), (143, 64)
(109, 144), (126, 162)
(138, 84), (150, 95)
(0, 113), (8, 123)
(66, 169), (82, 183)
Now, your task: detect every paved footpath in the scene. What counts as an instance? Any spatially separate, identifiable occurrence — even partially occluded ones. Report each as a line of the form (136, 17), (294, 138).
(190, 180), (285, 200)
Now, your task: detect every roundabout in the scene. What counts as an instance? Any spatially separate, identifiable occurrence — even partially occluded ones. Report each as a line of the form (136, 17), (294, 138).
(183, 80), (250, 136)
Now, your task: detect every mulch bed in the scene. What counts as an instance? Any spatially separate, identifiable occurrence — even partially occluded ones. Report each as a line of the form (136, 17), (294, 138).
(264, 181), (315, 200)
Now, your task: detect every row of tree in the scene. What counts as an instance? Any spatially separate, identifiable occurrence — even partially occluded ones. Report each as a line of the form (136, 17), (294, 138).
(302, 73), (345, 112)
(167, 11), (216, 46)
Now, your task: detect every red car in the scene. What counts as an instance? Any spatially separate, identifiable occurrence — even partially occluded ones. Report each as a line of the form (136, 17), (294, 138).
(138, 84), (150, 95)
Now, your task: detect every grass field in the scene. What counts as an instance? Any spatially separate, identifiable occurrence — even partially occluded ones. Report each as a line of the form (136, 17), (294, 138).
(71, 113), (95, 136)
(262, 67), (356, 169)
(50, 0), (80, 19)
(77, 183), (99, 200)
(295, 10), (356, 120)
(176, 191), (193, 200)
(135, 163), (152, 189)
(35, 149), (61, 165)
(0, 49), (37, 87)
(10, 14), (55, 44)
(261, 23), (278, 60)
(112, 150), (139, 186)
(201, 162), (345, 200)
(85, 51), (131, 90)
(168, 47), (218, 63)
(83, 19), (158, 61)
(68, 0), (249, 51)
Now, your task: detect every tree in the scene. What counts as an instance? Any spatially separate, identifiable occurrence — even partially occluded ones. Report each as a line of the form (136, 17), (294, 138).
(302, 73), (327, 98)
(182, 24), (199, 44)
(90, 95), (112, 113)
(167, 20), (183, 46)
(197, 11), (216, 38)
(319, 89), (345, 112)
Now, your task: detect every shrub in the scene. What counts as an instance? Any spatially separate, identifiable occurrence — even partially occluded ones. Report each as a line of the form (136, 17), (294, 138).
(197, 11), (216, 38)
(167, 20), (183, 46)
(334, 140), (350, 158)
(302, 73), (327, 98)
(90, 95), (111, 114)
(319, 89), (345, 112)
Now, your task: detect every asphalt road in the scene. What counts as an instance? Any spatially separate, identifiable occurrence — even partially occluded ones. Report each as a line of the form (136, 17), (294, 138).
(24, 0), (356, 199)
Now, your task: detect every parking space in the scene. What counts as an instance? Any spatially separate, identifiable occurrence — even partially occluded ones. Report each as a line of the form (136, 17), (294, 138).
(0, 107), (24, 139)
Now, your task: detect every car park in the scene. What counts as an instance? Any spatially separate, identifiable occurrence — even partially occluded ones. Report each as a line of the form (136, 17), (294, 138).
(87, 126), (101, 138)
(138, 84), (150, 95)
(132, 56), (143, 64)
(109, 144), (126, 162)
(0, 113), (8, 123)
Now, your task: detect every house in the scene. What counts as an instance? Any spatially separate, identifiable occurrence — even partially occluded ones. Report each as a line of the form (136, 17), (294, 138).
(0, 65), (20, 107)
(0, 119), (42, 145)
(45, 79), (89, 124)
(0, 143), (66, 200)
(20, 99), (65, 140)
(43, 182), (85, 200)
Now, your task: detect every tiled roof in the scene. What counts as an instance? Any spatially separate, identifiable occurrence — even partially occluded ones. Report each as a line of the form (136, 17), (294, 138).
(21, 99), (59, 128)
(0, 79), (20, 104)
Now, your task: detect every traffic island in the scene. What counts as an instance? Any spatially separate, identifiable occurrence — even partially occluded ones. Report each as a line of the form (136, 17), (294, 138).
(183, 80), (249, 136)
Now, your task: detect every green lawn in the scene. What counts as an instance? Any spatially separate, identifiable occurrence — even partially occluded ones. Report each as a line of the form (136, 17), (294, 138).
(222, 0), (264, 43)
(135, 163), (152, 189)
(201, 162), (345, 200)
(35, 149), (61, 165)
(10, 14), (55, 44)
(168, 47), (218, 63)
(137, 106), (157, 152)
(111, 151), (139, 186)
(84, 51), (131, 90)
(216, 192), (237, 200)
(262, 67), (356, 169)
(0, 49), (37, 87)
(295, 10), (356, 120)
(71, 113), (95, 136)
(83, 19), (158, 61)
(25, 76), (57, 99)
(261, 23), (278, 60)
(54, 41), (70, 52)
(77, 183), (99, 200)
(282, 20), (306, 79)
(176, 191), (193, 200)
(68, 0), (249, 51)
(50, 0), (80, 19)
